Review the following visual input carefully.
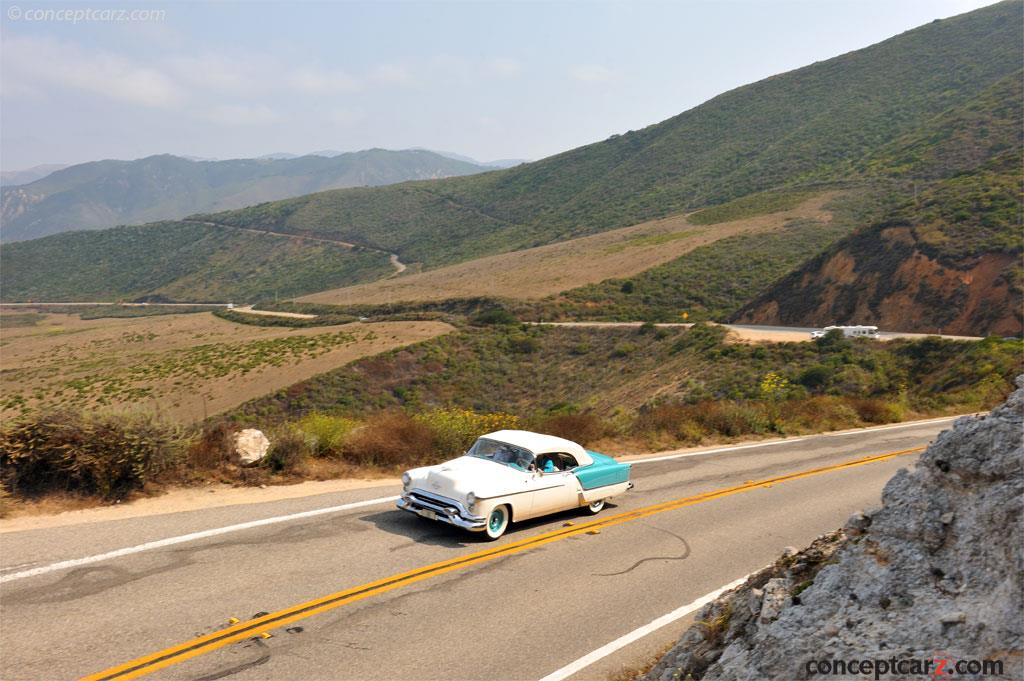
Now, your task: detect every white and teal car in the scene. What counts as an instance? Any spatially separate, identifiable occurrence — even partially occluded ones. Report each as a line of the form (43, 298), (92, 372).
(397, 430), (633, 540)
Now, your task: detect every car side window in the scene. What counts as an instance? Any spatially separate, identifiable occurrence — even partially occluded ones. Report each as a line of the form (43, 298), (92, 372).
(557, 453), (579, 471)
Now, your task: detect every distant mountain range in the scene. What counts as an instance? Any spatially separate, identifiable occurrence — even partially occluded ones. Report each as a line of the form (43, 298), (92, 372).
(258, 149), (528, 168)
(2, 1), (1020, 335)
(0, 164), (70, 188)
(411, 150), (528, 169)
(0, 149), (494, 242)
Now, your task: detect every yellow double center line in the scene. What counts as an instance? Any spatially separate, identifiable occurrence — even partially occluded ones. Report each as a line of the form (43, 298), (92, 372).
(82, 446), (923, 681)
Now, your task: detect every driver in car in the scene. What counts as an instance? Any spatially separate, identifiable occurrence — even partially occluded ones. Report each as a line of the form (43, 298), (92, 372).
(533, 455), (558, 473)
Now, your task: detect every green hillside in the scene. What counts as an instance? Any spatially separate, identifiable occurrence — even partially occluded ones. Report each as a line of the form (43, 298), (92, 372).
(204, 1), (1020, 268)
(855, 72), (1023, 180)
(0, 223), (392, 302)
(1, 1), (1020, 306)
(0, 149), (487, 242)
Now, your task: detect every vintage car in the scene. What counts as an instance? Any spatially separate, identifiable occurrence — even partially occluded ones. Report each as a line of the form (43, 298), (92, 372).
(397, 429), (632, 539)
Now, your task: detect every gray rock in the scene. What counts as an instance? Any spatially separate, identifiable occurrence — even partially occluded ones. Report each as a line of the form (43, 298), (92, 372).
(747, 589), (764, 617)
(759, 578), (789, 622)
(844, 511), (871, 535)
(644, 378), (1024, 681)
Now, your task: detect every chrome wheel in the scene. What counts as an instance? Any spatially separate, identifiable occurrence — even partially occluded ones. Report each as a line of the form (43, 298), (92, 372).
(585, 499), (605, 514)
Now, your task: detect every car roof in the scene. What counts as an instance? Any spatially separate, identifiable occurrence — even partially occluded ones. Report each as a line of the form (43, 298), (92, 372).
(481, 430), (593, 466)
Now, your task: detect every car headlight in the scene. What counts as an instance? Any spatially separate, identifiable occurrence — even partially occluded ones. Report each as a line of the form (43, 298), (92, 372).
(466, 492), (477, 512)
(402, 472), (411, 490)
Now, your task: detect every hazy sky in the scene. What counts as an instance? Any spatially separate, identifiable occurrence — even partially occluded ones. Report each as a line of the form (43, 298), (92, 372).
(0, 0), (1001, 169)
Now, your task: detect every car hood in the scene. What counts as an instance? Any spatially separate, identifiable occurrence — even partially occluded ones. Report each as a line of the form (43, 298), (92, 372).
(416, 456), (524, 501)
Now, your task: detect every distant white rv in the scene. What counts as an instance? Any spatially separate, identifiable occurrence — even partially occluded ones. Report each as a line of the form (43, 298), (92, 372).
(810, 325), (880, 339)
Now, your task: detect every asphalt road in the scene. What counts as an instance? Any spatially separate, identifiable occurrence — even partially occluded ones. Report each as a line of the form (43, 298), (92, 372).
(0, 417), (963, 681)
(531, 322), (982, 342)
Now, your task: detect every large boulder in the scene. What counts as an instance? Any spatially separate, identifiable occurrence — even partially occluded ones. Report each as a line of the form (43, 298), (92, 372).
(233, 428), (270, 466)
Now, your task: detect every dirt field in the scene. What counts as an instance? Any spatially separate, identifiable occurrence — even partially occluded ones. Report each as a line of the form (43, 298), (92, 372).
(298, 193), (835, 305)
(0, 311), (452, 423)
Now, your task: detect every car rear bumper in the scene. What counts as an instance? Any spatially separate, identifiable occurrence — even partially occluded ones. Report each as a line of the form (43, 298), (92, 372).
(397, 490), (487, 531)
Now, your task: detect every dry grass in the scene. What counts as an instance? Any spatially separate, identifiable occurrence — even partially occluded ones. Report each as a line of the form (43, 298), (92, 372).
(606, 641), (676, 681)
(342, 412), (436, 467)
(532, 412), (608, 445)
(0, 491), (112, 519)
(0, 311), (452, 423)
(298, 193), (835, 305)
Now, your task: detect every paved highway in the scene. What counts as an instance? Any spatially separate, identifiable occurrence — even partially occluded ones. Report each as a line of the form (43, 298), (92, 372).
(530, 322), (982, 342)
(0, 417), (964, 681)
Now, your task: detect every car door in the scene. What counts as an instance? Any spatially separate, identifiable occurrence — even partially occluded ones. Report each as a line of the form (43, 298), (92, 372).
(525, 454), (582, 518)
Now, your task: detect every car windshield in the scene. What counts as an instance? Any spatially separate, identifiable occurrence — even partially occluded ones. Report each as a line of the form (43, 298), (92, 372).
(467, 438), (535, 471)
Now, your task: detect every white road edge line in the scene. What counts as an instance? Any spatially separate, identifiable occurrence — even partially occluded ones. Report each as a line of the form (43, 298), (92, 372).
(824, 415), (962, 436)
(629, 438), (804, 464)
(0, 495), (399, 584)
(631, 415), (962, 464)
(538, 574), (751, 681)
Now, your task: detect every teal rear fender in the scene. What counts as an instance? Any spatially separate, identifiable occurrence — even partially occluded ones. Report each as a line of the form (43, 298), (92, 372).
(574, 451), (631, 491)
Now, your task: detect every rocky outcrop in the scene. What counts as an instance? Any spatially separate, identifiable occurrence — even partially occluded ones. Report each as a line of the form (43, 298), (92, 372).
(731, 224), (1022, 336)
(646, 378), (1024, 680)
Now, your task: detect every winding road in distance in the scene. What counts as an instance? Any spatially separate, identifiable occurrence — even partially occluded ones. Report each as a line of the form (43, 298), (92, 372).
(0, 416), (966, 681)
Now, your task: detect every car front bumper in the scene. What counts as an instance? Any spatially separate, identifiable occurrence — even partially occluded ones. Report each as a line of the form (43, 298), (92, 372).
(397, 490), (487, 531)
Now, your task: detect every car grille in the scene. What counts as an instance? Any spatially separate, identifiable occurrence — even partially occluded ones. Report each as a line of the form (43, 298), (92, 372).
(408, 490), (462, 516)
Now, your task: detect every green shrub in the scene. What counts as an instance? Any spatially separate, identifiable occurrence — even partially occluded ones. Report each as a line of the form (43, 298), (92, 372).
(798, 365), (832, 391)
(297, 413), (358, 457)
(508, 334), (540, 353)
(570, 342), (592, 355)
(264, 427), (308, 472)
(414, 409), (521, 458)
(1, 312), (44, 327)
(470, 308), (519, 326)
(670, 323), (729, 354)
(611, 342), (639, 358)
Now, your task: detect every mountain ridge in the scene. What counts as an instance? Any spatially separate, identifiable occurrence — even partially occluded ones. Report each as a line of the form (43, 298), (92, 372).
(0, 149), (491, 242)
